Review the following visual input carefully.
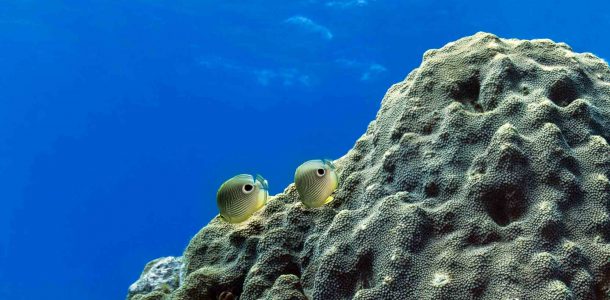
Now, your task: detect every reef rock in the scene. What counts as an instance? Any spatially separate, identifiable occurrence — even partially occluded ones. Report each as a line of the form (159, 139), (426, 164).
(127, 256), (183, 300)
(127, 32), (610, 299)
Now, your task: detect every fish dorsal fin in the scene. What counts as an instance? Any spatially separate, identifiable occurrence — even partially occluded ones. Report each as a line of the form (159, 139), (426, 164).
(255, 174), (269, 190)
(323, 159), (336, 170)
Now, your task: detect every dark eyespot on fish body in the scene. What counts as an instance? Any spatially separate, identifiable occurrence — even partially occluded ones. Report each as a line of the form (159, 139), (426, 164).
(294, 159), (339, 208)
(216, 174), (269, 223)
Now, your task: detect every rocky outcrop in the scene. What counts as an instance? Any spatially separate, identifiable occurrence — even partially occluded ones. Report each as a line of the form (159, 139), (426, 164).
(128, 32), (610, 300)
(127, 256), (183, 300)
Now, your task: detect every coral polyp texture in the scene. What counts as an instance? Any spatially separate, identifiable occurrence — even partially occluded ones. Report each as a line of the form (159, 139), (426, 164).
(127, 32), (610, 300)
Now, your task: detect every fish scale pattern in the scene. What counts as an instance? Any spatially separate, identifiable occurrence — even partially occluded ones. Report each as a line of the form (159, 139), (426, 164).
(127, 32), (610, 300)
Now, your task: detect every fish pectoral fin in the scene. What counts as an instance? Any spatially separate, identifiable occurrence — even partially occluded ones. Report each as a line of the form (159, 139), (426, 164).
(323, 195), (334, 204)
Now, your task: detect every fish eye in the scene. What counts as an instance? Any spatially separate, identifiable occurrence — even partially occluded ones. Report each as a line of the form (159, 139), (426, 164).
(242, 184), (254, 193)
(316, 168), (326, 177)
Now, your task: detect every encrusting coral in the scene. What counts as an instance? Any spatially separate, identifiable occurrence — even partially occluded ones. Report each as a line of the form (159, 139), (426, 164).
(127, 32), (610, 300)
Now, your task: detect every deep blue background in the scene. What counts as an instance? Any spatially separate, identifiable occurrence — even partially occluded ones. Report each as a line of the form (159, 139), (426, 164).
(1, 1), (609, 299)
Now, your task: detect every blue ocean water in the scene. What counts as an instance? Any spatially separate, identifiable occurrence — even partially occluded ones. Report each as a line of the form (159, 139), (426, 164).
(1, 1), (609, 299)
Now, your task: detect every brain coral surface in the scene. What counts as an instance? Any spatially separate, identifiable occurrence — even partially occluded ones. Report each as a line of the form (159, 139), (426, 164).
(128, 32), (610, 300)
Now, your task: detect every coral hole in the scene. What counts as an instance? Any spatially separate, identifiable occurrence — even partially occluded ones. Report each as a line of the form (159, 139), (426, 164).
(425, 182), (439, 198)
(481, 187), (526, 226)
(450, 75), (483, 112)
(548, 78), (578, 107)
(595, 265), (610, 299)
(284, 261), (302, 278)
